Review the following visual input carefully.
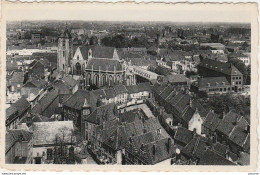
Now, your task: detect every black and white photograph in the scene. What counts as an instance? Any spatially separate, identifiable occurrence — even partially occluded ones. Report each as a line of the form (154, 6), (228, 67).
(1, 2), (258, 171)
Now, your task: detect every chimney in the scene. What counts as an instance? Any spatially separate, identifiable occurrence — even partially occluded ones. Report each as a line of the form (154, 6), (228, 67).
(152, 144), (156, 157)
(245, 125), (250, 133)
(157, 128), (162, 135)
(167, 138), (171, 153)
(189, 97), (193, 108)
(220, 111), (225, 119)
(192, 128), (197, 138)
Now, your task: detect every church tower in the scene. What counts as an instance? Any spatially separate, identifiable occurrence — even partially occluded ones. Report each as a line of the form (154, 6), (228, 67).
(57, 26), (73, 74)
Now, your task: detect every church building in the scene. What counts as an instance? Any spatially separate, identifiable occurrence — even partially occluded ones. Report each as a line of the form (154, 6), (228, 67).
(57, 28), (125, 88)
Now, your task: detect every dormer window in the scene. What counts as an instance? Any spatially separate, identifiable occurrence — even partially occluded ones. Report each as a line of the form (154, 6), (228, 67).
(234, 71), (237, 75)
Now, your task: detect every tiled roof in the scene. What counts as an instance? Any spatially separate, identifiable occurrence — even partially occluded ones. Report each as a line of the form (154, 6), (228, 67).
(174, 127), (194, 146)
(212, 142), (228, 157)
(5, 129), (32, 152)
(195, 77), (230, 88)
(85, 103), (116, 125)
(216, 121), (235, 136)
(31, 89), (59, 114)
(103, 125), (127, 151)
(10, 71), (24, 83)
(91, 45), (115, 59)
(119, 110), (140, 124)
(6, 61), (18, 71)
(6, 106), (18, 120)
(165, 74), (191, 84)
(203, 110), (221, 132)
(6, 130), (33, 153)
(62, 75), (78, 88)
(129, 58), (156, 67)
(159, 85), (175, 100)
(140, 137), (174, 164)
(229, 127), (249, 148)
(181, 107), (195, 123)
(31, 121), (74, 146)
(181, 135), (208, 159)
(114, 85), (128, 95)
(103, 88), (116, 99)
(191, 99), (209, 119)
(216, 110), (246, 137)
(198, 59), (242, 76)
(92, 89), (106, 99)
(198, 149), (236, 165)
(126, 82), (152, 94)
(63, 89), (97, 111)
(78, 46), (90, 60)
(53, 80), (71, 95)
(23, 79), (47, 89)
(143, 118), (162, 133)
(12, 97), (30, 116)
(20, 113), (50, 123)
(86, 58), (122, 72)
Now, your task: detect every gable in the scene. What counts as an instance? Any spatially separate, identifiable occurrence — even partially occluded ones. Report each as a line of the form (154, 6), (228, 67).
(113, 49), (119, 60)
(73, 47), (84, 61)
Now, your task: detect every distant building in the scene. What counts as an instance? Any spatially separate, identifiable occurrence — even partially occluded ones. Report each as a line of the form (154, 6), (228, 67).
(28, 59), (52, 80)
(198, 59), (244, 92)
(200, 43), (225, 50)
(229, 53), (250, 66)
(31, 32), (42, 43)
(191, 77), (234, 96)
(8, 71), (24, 94)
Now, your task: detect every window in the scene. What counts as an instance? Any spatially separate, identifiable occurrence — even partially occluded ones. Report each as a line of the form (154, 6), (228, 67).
(232, 77), (235, 80)
(224, 88), (226, 91)
(17, 84), (20, 88)
(47, 149), (53, 160)
(239, 77), (241, 79)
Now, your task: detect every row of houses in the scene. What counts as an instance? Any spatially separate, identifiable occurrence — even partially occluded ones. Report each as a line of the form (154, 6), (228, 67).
(83, 103), (174, 165)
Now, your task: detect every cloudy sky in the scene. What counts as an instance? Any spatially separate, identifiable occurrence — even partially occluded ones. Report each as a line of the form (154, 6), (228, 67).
(4, 2), (255, 23)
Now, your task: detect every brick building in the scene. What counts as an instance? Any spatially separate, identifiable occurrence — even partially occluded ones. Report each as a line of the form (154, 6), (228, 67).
(198, 59), (244, 92)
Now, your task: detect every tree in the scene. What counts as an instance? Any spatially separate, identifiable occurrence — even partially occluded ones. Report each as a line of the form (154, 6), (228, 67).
(199, 94), (250, 116)
(185, 71), (197, 78)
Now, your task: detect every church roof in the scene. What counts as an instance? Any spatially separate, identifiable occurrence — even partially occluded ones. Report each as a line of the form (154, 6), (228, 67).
(86, 58), (122, 72)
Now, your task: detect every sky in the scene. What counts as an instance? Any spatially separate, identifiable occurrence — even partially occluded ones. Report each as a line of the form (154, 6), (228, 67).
(4, 2), (255, 23)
